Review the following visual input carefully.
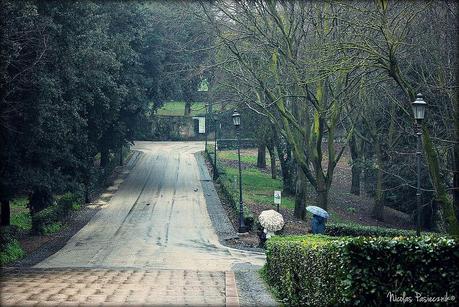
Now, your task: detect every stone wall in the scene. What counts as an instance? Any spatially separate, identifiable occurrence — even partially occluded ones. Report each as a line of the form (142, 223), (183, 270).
(147, 116), (214, 141)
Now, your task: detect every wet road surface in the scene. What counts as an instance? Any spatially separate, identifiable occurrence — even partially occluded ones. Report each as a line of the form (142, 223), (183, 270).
(35, 141), (264, 270)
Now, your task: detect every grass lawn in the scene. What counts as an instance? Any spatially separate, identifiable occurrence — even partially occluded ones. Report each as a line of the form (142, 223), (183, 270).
(156, 101), (206, 116)
(213, 147), (346, 223)
(222, 167), (295, 210)
(218, 150), (272, 166)
(10, 196), (32, 231)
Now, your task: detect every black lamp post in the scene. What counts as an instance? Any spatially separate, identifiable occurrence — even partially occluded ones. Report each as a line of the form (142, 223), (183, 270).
(213, 114), (219, 180)
(411, 93), (427, 236)
(204, 103), (208, 152)
(233, 110), (246, 233)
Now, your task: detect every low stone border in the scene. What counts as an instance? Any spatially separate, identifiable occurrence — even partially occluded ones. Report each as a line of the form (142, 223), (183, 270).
(195, 152), (239, 243)
(225, 271), (240, 307)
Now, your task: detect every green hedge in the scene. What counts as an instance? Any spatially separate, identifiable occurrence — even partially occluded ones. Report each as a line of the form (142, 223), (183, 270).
(326, 223), (421, 237)
(266, 235), (459, 306)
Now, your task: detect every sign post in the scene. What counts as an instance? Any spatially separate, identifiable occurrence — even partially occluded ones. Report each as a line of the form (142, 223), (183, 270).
(274, 190), (281, 212)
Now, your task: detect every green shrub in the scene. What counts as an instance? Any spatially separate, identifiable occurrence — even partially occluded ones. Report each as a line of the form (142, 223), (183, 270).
(0, 239), (25, 266)
(266, 236), (342, 305)
(42, 222), (62, 235)
(57, 192), (82, 215)
(325, 222), (430, 237)
(265, 235), (459, 306)
(31, 192), (82, 235)
(0, 226), (25, 266)
(341, 236), (459, 305)
(31, 205), (60, 235)
(0, 226), (19, 249)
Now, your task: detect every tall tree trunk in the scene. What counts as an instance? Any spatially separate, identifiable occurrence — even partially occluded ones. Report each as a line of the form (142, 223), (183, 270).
(100, 147), (109, 169)
(1, 198), (10, 226)
(84, 184), (90, 204)
(423, 127), (459, 235)
(294, 166), (307, 219)
(453, 98), (459, 221)
(274, 133), (295, 195)
(119, 146), (123, 166)
(267, 143), (276, 179)
(184, 101), (191, 116)
(349, 135), (361, 195)
(315, 172), (328, 210)
(371, 140), (384, 220)
(257, 144), (266, 169)
(351, 166), (361, 196)
(363, 142), (376, 196)
(317, 189), (328, 211)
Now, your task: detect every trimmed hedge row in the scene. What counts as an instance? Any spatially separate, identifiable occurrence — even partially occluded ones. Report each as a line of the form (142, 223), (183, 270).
(31, 192), (82, 235)
(266, 235), (459, 306)
(326, 222), (421, 237)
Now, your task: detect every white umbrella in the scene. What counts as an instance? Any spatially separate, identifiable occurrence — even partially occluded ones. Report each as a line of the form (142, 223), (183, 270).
(306, 206), (329, 219)
(258, 210), (284, 232)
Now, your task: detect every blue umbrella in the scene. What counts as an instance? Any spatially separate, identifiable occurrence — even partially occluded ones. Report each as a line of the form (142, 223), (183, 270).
(306, 206), (329, 219)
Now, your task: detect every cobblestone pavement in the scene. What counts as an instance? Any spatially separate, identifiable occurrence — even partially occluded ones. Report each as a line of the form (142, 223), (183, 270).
(0, 268), (239, 306)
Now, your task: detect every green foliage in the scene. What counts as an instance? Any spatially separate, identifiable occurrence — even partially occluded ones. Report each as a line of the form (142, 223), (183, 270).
(11, 212), (32, 231)
(0, 226), (19, 248)
(221, 165), (295, 210)
(57, 192), (83, 214)
(42, 222), (62, 235)
(31, 192), (82, 235)
(325, 223), (435, 237)
(0, 240), (25, 266)
(340, 236), (459, 305)
(0, 1), (213, 219)
(0, 226), (25, 266)
(265, 235), (342, 306)
(326, 223), (414, 237)
(31, 205), (59, 235)
(266, 235), (459, 306)
(219, 151), (260, 165)
(10, 197), (32, 231)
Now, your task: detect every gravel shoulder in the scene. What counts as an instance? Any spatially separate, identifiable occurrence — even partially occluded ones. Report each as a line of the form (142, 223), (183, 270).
(195, 152), (278, 306)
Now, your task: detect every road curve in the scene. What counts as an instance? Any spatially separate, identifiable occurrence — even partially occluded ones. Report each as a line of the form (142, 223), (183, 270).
(35, 141), (265, 271)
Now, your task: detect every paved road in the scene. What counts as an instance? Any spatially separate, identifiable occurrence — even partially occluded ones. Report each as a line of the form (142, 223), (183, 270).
(0, 142), (269, 306)
(36, 141), (264, 271)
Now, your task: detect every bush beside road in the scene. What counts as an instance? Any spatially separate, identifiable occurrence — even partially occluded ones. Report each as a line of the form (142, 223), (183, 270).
(265, 235), (459, 305)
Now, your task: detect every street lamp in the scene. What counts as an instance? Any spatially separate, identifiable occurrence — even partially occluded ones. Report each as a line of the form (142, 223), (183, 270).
(233, 109), (246, 233)
(412, 93), (427, 236)
(204, 104), (208, 152)
(213, 114), (220, 180)
(198, 78), (209, 152)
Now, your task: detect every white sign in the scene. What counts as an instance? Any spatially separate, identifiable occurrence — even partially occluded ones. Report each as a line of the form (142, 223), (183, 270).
(274, 190), (281, 205)
(198, 117), (206, 134)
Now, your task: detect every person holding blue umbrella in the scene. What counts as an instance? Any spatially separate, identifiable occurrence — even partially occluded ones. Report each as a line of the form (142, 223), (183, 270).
(306, 206), (329, 234)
